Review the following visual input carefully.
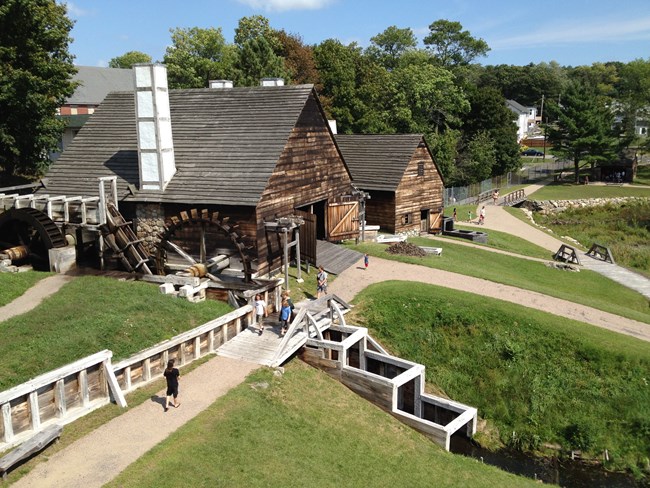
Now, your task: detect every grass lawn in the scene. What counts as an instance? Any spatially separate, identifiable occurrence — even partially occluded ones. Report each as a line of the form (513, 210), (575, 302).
(351, 281), (650, 476)
(635, 164), (650, 186)
(0, 271), (51, 306)
(446, 224), (552, 260)
(0, 275), (232, 390)
(106, 361), (537, 488)
(530, 182), (650, 201)
(345, 239), (650, 325)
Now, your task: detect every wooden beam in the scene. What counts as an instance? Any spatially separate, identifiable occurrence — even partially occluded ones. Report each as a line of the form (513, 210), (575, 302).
(2, 403), (13, 443)
(103, 359), (127, 408)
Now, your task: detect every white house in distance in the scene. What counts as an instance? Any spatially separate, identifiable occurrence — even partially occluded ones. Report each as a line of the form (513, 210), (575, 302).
(506, 99), (539, 142)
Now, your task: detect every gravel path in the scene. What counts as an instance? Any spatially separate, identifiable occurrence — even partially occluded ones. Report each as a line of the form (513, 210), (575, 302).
(0, 274), (73, 322)
(12, 356), (259, 487)
(329, 256), (650, 343)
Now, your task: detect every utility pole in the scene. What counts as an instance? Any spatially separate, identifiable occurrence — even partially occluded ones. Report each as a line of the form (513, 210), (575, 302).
(540, 95), (546, 160)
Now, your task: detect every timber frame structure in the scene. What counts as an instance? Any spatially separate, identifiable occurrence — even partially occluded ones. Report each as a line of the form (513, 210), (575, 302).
(40, 81), (360, 279)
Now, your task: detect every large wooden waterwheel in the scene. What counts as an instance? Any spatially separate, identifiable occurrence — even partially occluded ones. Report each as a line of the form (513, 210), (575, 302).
(154, 209), (253, 281)
(0, 208), (67, 270)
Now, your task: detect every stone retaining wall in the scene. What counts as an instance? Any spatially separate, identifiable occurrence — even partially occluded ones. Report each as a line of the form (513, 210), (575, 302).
(522, 197), (649, 215)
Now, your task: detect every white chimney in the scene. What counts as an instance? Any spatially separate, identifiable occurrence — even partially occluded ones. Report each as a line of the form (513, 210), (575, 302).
(260, 78), (284, 87)
(209, 79), (233, 89)
(134, 63), (176, 191)
(328, 120), (337, 134)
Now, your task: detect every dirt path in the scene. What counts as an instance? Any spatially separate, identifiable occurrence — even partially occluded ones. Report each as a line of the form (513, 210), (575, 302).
(330, 256), (649, 343)
(13, 356), (259, 488)
(0, 274), (73, 322)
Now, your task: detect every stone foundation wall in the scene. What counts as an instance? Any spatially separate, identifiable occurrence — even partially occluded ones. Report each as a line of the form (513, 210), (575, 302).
(134, 204), (166, 254)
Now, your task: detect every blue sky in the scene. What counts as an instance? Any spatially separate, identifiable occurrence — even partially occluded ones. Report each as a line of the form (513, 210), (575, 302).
(65, 0), (650, 68)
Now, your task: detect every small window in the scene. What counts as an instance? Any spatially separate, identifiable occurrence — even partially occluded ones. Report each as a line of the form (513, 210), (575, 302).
(417, 162), (425, 176)
(403, 213), (413, 224)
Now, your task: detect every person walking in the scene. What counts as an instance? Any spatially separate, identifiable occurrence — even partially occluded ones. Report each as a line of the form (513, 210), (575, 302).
(163, 359), (180, 412)
(452, 208), (457, 221)
(479, 205), (486, 225)
(364, 253), (369, 270)
(281, 289), (295, 321)
(254, 294), (268, 335)
(492, 189), (499, 205)
(279, 298), (292, 337)
(317, 266), (328, 298)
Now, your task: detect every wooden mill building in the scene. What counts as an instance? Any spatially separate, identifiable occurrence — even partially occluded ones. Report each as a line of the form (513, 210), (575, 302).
(334, 134), (445, 234)
(41, 66), (359, 278)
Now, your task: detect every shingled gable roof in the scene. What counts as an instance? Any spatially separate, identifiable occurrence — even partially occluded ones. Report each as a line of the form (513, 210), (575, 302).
(43, 84), (318, 206)
(334, 134), (437, 191)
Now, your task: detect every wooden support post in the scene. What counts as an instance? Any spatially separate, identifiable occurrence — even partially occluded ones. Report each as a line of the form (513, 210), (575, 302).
(283, 229), (289, 290)
(294, 227), (303, 283)
(413, 375), (423, 418)
(359, 336), (366, 371)
(208, 330), (215, 353)
(124, 366), (132, 391)
(2, 403), (13, 443)
(79, 370), (89, 407)
(194, 336), (201, 360)
(28, 392), (41, 431)
(222, 323), (228, 343)
(54, 379), (66, 418)
(162, 351), (169, 371)
(143, 358), (151, 382)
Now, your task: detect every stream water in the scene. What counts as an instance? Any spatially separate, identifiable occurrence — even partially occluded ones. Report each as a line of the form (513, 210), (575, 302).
(450, 435), (649, 487)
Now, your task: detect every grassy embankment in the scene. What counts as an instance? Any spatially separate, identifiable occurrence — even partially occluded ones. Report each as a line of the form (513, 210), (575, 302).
(345, 238), (650, 325)
(0, 271), (51, 307)
(105, 361), (538, 488)
(351, 281), (650, 476)
(0, 275), (232, 390)
(530, 182), (650, 201)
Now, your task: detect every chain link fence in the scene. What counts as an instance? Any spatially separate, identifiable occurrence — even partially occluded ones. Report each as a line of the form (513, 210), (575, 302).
(444, 159), (574, 206)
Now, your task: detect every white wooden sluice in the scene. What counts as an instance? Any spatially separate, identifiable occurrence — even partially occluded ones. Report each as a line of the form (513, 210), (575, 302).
(300, 324), (478, 451)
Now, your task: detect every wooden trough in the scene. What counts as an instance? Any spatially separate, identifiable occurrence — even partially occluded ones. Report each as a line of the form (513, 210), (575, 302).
(300, 324), (477, 451)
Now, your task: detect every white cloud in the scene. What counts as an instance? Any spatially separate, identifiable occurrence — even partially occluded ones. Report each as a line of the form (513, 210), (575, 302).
(237, 0), (334, 12)
(490, 16), (650, 50)
(63, 1), (90, 18)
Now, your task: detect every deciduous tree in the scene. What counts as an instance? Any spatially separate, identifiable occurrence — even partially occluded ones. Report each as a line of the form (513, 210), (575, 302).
(108, 51), (152, 69)
(423, 20), (489, 69)
(366, 26), (417, 70)
(0, 0), (77, 180)
(163, 27), (236, 88)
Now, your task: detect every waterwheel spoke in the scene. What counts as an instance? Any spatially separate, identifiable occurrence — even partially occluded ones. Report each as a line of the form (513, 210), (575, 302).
(199, 223), (206, 264)
(162, 240), (197, 265)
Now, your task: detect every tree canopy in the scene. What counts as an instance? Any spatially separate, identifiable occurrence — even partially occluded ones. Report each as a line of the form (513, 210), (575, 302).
(423, 20), (490, 69)
(108, 51), (152, 69)
(0, 0), (77, 180)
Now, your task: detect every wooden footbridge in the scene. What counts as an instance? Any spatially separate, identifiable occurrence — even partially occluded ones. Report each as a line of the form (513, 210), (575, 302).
(217, 294), (353, 366)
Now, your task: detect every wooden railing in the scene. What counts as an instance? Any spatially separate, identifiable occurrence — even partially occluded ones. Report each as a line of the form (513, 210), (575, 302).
(502, 189), (526, 206)
(0, 305), (253, 453)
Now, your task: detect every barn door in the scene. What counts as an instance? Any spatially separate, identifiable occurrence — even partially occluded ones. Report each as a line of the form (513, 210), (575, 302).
(327, 200), (359, 241)
(295, 209), (317, 266)
(429, 211), (443, 233)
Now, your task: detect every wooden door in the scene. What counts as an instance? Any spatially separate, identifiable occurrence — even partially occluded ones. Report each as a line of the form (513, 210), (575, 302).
(420, 209), (429, 233)
(295, 209), (317, 266)
(429, 211), (443, 233)
(327, 201), (359, 241)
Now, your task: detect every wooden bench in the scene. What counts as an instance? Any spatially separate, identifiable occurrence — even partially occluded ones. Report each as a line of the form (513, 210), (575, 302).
(0, 424), (62, 479)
